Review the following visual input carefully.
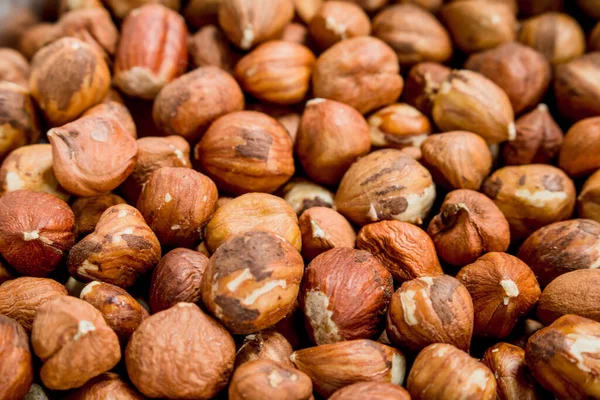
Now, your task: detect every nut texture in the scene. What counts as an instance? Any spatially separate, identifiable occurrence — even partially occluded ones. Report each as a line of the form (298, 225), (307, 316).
(188, 24), (240, 73)
(0, 82), (41, 162)
(579, 170), (600, 223)
(309, 1), (371, 50)
(329, 382), (411, 400)
(71, 194), (127, 238)
(0, 315), (33, 400)
(558, 116), (600, 178)
(368, 103), (431, 151)
(554, 53), (600, 122)
(299, 207), (356, 261)
(235, 329), (293, 368)
(279, 178), (335, 215)
(403, 62), (451, 116)
(67, 372), (144, 400)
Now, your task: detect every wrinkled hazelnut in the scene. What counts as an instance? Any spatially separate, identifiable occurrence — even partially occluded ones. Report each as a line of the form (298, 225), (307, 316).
(188, 24), (240, 73)
(19, 23), (61, 60)
(299, 207), (356, 261)
(278, 178), (335, 215)
(67, 372), (144, 400)
(330, 381), (411, 400)
(554, 53), (600, 122)
(402, 62), (451, 116)
(309, 1), (371, 50)
(368, 103), (431, 150)
(71, 194), (127, 238)
(579, 170), (600, 223)
(184, 0), (221, 28)
(0, 315), (33, 400)
(235, 329), (294, 368)
(558, 117), (600, 178)
(0, 82), (41, 162)
(294, 0), (322, 23)
(0, 48), (29, 88)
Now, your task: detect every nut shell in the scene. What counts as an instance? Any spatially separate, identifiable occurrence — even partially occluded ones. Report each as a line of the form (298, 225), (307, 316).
(0, 315), (33, 400)
(368, 103), (431, 151)
(299, 207), (356, 261)
(279, 178), (335, 215)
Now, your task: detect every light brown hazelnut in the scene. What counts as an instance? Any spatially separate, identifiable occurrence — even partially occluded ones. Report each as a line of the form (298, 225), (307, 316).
(408, 343), (497, 400)
(245, 103), (301, 143)
(456, 252), (541, 338)
(338, 0), (389, 12)
(579, 170), (600, 223)
(559, 117), (600, 178)
(218, 0), (294, 50)
(502, 104), (564, 166)
(299, 207), (356, 261)
(71, 194), (127, 238)
(482, 164), (576, 240)
(82, 100), (137, 138)
(235, 329), (294, 368)
(102, 0), (180, 19)
(428, 189), (510, 266)
(279, 22), (311, 46)
(296, 98), (370, 185)
(518, 0), (563, 16)
(204, 193), (301, 253)
(554, 53), (600, 122)
(67, 372), (144, 400)
(517, 219), (600, 287)
(397, 0), (442, 12)
(32, 296), (121, 390)
(290, 339), (406, 398)
(518, 12), (585, 65)
(368, 103), (431, 150)
(188, 24), (240, 73)
(421, 131), (492, 190)
(184, 0), (221, 28)
(312, 36), (403, 115)
(58, 0), (103, 14)
(67, 204), (161, 288)
(525, 315), (600, 399)
(309, 1), (371, 50)
(278, 178), (335, 215)
(294, 0), (322, 23)
(0, 82), (41, 162)
(0, 315), (33, 400)
(335, 149), (436, 226)
(18, 23), (61, 60)
(126, 302), (235, 399)
(0, 48), (29, 88)
(201, 231), (304, 334)
(330, 382), (411, 400)
(402, 62), (451, 116)
(357, 220), (442, 283)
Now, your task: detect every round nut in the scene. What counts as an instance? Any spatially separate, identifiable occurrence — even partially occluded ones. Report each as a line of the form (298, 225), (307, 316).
(188, 24), (240, 73)
(71, 194), (127, 238)
(403, 62), (451, 116)
(298, 207), (356, 261)
(0, 82), (41, 162)
(0, 48), (30, 88)
(82, 101), (137, 138)
(278, 178), (335, 216)
(554, 53), (600, 122)
(294, 0), (322, 23)
(558, 116), (600, 178)
(235, 329), (294, 368)
(0, 315), (33, 400)
(280, 22), (310, 45)
(309, 1), (371, 50)
(579, 170), (600, 223)
(329, 381), (411, 400)
(367, 103), (431, 150)
(67, 372), (144, 400)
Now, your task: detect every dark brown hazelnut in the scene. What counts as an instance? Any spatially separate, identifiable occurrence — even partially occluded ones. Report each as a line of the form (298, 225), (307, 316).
(188, 24), (240, 73)
(554, 53), (600, 122)
(579, 170), (600, 223)
(559, 117), (600, 178)
(0, 315), (33, 400)
(309, 1), (371, 50)
(402, 62), (451, 116)
(278, 178), (335, 215)
(184, 0), (221, 28)
(0, 82), (41, 162)
(71, 194), (127, 238)
(589, 22), (600, 52)
(0, 48), (29, 88)
(235, 329), (294, 368)
(518, 0), (563, 16)
(299, 207), (356, 261)
(367, 103), (432, 150)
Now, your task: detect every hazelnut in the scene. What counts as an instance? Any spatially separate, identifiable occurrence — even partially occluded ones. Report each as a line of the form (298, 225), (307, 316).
(294, 0), (322, 24)
(126, 302), (235, 398)
(32, 296), (121, 390)
(509, 318), (545, 349)
(67, 372), (144, 400)
(0, 144), (68, 201)
(397, 0), (442, 11)
(451, 0), (518, 13)
(296, 98), (371, 185)
(340, 0), (389, 12)
(278, 178), (335, 215)
(0, 82), (41, 161)
(579, 170), (600, 223)
(195, 111), (294, 195)
(0, 315), (33, 400)
(432, 70), (516, 145)
(67, 204), (161, 288)
(82, 100), (137, 138)
(0, 277), (68, 332)
(525, 315), (600, 399)
(502, 104), (564, 166)
(368, 103), (431, 151)
(218, 0), (294, 50)
(517, 219), (600, 287)
(235, 329), (294, 368)
(71, 194), (127, 238)
(518, 0), (564, 16)
(518, 12), (585, 65)
(482, 164), (576, 240)
(184, 0), (221, 28)
(402, 62), (451, 116)
(456, 252), (541, 338)
(114, 4), (188, 99)
(279, 22), (311, 46)
(559, 117), (600, 178)
(407, 343), (497, 400)
(246, 103), (301, 143)
(299, 207), (356, 261)
(290, 339), (406, 398)
(357, 220), (443, 283)
(329, 382), (411, 400)
(18, 23), (61, 60)
(0, 262), (13, 285)
(554, 53), (600, 122)
(312, 36), (404, 115)
(578, 0), (600, 18)
(29, 37), (110, 126)
(0, 48), (29, 88)
(421, 131), (492, 190)
(335, 149), (436, 226)
(102, 0), (181, 19)
(201, 231), (304, 334)
(229, 359), (312, 400)
(373, 4), (452, 66)
(0, 190), (74, 276)
(58, 0), (103, 14)
(137, 167), (218, 248)
(188, 25), (240, 73)
(309, 1), (371, 50)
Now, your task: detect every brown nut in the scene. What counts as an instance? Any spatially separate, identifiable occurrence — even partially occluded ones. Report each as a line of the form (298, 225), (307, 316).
(335, 149), (436, 226)
(101, 0), (180, 19)
(482, 164), (576, 240)
(82, 100), (137, 138)
(18, 23), (61, 60)
(278, 178), (335, 215)
(554, 53), (600, 123)
(367, 103), (431, 150)
(517, 219), (600, 287)
(0, 262), (13, 285)
(67, 372), (144, 400)
(298, 207), (356, 261)
(518, 0), (563, 16)
(290, 339), (406, 398)
(408, 343), (497, 400)
(330, 382), (411, 400)
(114, 4), (188, 99)
(184, 0), (221, 28)
(421, 131), (492, 190)
(428, 189), (510, 266)
(509, 318), (545, 349)
(456, 252), (541, 338)
(559, 117), (600, 178)
(201, 231), (304, 334)
(71, 194), (127, 238)
(0, 82), (41, 162)
(357, 220), (442, 283)
(58, 0), (103, 14)
(67, 204), (161, 288)
(188, 24), (240, 73)
(235, 329), (293, 368)
(0, 48), (29, 88)
(402, 62), (451, 116)
(296, 98), (371, 185)
(0, 190), (74, 276)
(518, 12), (585, 65)
(309, 1), (371, 50)
(31, 296), (121, 390)
(577, 0), (600, 17)
(525, 315), (600, 399)
(294, 0), (322, 23)
(0, 315), (33, 400)
(245, 103), (301, 143)
(277, 22), (308, 46)
(312, 36), (403, 115)
(126, 302), (235, 399)
(195, 111), (295, 195)
(579, 170), (600, 223)
(137, 167), (218, 248)
(204, 193), (301, 253)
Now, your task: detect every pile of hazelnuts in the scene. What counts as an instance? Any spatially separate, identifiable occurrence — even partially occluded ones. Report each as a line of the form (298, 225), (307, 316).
(1, 0), (600, 399)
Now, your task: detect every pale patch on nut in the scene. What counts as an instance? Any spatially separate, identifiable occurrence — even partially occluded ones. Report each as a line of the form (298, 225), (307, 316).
(565, 333), (600, 373)
(514, 188), (568, 208)
(434, 345), (451, 358)
(391, 352), (406, 385)
(114, 66), (164, 99)
(245, 66), (258, 77)
(91, 130), (108, 143)
(508, 122), (517, 141)
(241, 280), (287, 306)
(78, 259), (99, 278)
(164, 193), (172, 203)
(73, 319), (96, 341)
(267, 370), (283, 388)
(325, 16), (347, 40)
(23, 230), (40, 241)
(5, 171), (24, 191)
(367, 203), (379, 221)
(400, 290), (419, 326)
(500, 279), (519, 305)
(79, 281), (100, 299)
(310, 219), (326, 239)
(304, 290), (342, 344)
(170, 225), (181, 230)
(465, 368), (489, 392)
(226, 268), (253, 292)
(122, 228), (133, 235)
(241, 25), (255, 50)
(401, 183), (436, 224)
(306, 98), (326, 106)
(38, 235), (54, 246)
(176, 302), (194, 308)
(117, 210), (127, 218)
(589, 239), (600, 269)
(419, 277), (434, 286)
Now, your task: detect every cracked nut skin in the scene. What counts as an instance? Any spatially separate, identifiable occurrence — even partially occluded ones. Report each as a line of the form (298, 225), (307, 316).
(559, 116), (600, 178)
(0, 190), (75, 276)
(335, 149), (436, 226)
(403, 62), (451, 117)
(67, 372), (144, 400)
(0, 82), (41, 162)
(201, 231), (304, 335)
(229, 359), (312, 400)
(298, 207), (356, 261)
(235, 329), (294, 368)
(0, 315), (33, 400)
(428, 189), (510, 267)
(309, 1), (371, 50)
(299, 248), (393, 345)
(525, 315), (600, 400)
(149, 248), (208, 313)
(29, 37), (110, 127)
(32, 296), (121, 390)
(554, 53), (600, 122)
(579, 170), (600, 223)
(357, 220), (442, 283)
(0, 48), (29, 88)
(312, 36), (403, 115)
(456, 252), (541, 339)
(367, 103), (431, 151)
(386, 275), (474, 353)
(290, 339), (405, 398)
(0, 277), (68, 332)
(71, 194), (127, 238)
(329, 382), (411, 400)
(482, 164), (576, 241)
(408, 343), (497, 400)
(125, 302), (236, 399)
(80, 281), (149, 341)
(278, 178), (335, 216)
(114, 4), (188, 100)
(188, 24), (240, 73)
(67, 204), (161, 288)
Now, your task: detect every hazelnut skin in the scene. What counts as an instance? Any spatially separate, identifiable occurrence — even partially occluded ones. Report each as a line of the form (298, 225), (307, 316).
(18, 23), (61, 60)
(309, 1), (371, 50)
(329, 382), (411, 400)
(0, 315), (33, 400)
(579, 170), (600, 223)
(71, 194), (127, 238)
(298, 207), (356, 261)
(402, 62), (451, 117)
(246, 102), (301, 143)
(554, 53), (600, 122)
(235, 329), (294, 368)
(558, 117), (600, 178)
(188, 24), (240, 73)
(0, 82), (41, 162)
(0, 48), (29, 88)
(367, 103), (431, 150)
(396, 0), (442, 12)
(278, 178), (335, 215)
(67, 372), (144, 400)
(101, 0), (180, 20)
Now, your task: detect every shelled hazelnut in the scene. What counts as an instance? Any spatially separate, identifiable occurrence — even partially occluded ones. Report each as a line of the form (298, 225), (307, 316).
(0, 315), (33, 400)
(102, 0), (180, 20)
(555, 53), (600, 123)
(67, 372), (144, 400)
(579, 170), (600, 223)
(245, 103), (301, 143)
(235, 329), (294, 368)
(309, 1), (371, 50)
(83, 101), (137, 138)
(298, 207), (355, 261)
(367, 103), (431, 150)
(402, 62), (450, 117)
(0, 48), (29, 88)
(330, 382), (411, 400)
(19, 23), (61, 60)
(294, 0), (322, 23)
(278, 178), (335, 215)
(71, 194), (127, 238)
(0, 82), (41, 162)
(184, 0), (221, 28)
(343, 0), (389, 12)
(188, 25), (240, 73)
(559, 117), (600, 178)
